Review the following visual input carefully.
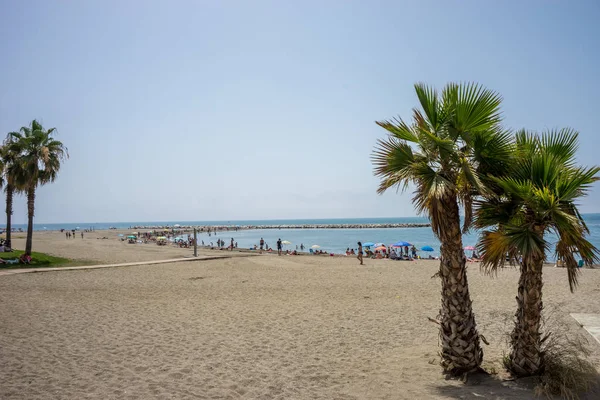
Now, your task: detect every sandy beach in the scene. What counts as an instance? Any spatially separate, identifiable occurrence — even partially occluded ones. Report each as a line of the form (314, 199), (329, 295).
(1, 232), (600, 399)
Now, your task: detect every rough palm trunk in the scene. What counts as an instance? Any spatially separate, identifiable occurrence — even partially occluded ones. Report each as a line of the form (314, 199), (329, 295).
(508, 256), (544, 376)
(5, 184), (13, 248)
(25, 186), (35, 255)
(437, 195), (483, 375)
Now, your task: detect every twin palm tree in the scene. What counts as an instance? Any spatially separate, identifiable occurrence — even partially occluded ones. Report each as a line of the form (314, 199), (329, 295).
(4, 120), (68, 255)
(373, 83), (599, 378)
(475, 129), (599, 376)
(372, 83), (512, 375)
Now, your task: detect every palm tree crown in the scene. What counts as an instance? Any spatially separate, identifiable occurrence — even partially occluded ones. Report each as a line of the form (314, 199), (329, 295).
(475, 129), (599, 289)
(372, 83), (512, 235)
(7, 120), (67, 189)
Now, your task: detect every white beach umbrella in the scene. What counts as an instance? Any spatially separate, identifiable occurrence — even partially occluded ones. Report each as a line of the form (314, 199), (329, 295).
(282, 240), (292, 245)
(311, 245), (320, 249)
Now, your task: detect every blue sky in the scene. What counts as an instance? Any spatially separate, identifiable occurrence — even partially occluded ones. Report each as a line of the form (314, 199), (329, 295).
(1, 0), (599, 224)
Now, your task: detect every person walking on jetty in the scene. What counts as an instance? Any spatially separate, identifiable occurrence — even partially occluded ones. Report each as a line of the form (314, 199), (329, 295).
(277, 238), (282, 256)
(357, 242), (364, 265)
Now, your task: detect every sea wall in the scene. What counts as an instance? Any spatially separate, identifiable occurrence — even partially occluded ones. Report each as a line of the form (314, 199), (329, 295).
(129, 223), (431, 231)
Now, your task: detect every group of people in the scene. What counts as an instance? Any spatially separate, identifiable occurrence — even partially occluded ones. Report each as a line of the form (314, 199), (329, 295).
(354, 242), (439, 265)
(65, 230), (83, 239)
(0, 253), (31, 265)
(202, 238), (238, 250)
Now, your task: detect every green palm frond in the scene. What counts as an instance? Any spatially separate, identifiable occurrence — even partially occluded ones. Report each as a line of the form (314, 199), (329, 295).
(540, 128), (579, 167)
(414, 83), (442, 132)
(372, 136), (415, 194)
(474, 196), (519, 228)
(375, 117), (419, 143)
(449, 82), (503, 139)
(555, 228), (600, 291)
(554, 166), (600, 202)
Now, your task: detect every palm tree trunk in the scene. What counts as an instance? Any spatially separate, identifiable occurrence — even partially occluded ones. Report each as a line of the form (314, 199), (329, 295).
(25, 186), (35, 255)
(5, 184), (13, 248)
(437, 195), (483, 375)
(508, 257), (544, 376)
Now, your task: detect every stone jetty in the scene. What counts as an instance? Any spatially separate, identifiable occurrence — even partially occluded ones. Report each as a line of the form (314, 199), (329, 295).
(130, 223), (430, 231)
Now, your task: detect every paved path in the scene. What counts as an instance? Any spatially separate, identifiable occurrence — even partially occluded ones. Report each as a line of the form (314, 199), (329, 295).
(0, 255), (247, 277)
(571, 313), (600, 345)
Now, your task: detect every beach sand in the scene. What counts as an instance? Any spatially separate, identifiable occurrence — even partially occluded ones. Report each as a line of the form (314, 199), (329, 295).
(9, 230), (247, 264)
(1, 232), (600, 399)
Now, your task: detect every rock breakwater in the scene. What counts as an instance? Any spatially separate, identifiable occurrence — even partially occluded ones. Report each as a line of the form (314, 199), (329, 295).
(130, 223), (431, 231)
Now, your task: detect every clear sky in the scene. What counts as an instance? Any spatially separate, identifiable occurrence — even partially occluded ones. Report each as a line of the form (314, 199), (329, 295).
(1, 0), (599, 224)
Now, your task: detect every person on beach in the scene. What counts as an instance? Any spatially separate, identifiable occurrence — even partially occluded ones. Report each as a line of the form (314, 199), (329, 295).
(277, 238), (282, 256)
(260, 238), (264, 253)
(230, 238), (234, 250)
(300, 244), (304, 251)
(81, 232), (84, 239)
(357, 242), (363, 265)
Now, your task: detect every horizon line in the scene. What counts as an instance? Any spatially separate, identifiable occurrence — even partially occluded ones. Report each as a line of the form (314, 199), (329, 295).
(4, 212), (600, 226)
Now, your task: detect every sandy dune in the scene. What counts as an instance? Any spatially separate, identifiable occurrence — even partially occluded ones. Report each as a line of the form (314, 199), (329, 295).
(1, 233), (600, 399)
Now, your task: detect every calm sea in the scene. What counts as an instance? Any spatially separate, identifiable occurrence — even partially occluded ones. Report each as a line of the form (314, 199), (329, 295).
(6, 214), (600, 260)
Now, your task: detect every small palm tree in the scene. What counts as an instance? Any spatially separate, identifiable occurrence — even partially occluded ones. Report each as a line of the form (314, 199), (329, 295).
(372, 82), (513, 375)
(474, 129), (599, 377)
(1, 136), (24, 249)
(7, 120), (68, 255)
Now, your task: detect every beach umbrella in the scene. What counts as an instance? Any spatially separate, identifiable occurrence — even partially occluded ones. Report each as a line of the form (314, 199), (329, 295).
(374, 242), (385, 247)
(311, 245), (320, 249)
(282, 240), (292, 245)
(375, 246), (387, 251)
(127, 235), (136, 239)
(391, 241), (412, 247)
(421, 246), (434, 252)
(132, 232), (138, 235)
(174, 224), (181, 228)
(464, 246), (476, 251)
(363, 242), (375, 247)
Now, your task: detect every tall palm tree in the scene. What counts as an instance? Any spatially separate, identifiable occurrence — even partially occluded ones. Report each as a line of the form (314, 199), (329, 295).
(372, 83), (512, 375)
(6, 120), (68, 255)
(1, 136), (23, 249)
(474, 129), (599, 377)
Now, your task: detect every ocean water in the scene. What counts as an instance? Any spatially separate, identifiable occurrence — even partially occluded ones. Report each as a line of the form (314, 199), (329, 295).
(8, 214), (599, 260)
